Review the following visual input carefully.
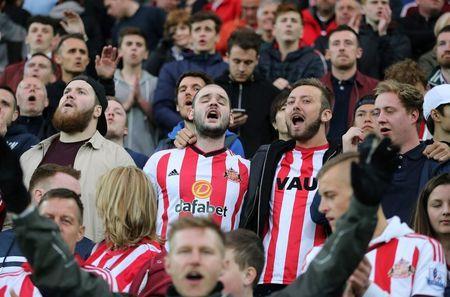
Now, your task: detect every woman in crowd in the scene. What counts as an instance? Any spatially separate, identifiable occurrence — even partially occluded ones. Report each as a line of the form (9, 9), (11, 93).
(84, 166), (168, 294)
(413, 173), (450, 296)
(145, 9), (192, 76)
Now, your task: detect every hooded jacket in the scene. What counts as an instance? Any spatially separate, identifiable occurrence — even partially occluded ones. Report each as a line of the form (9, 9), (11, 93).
(215, 70), (279, 157)
(153, 52), (228, 133)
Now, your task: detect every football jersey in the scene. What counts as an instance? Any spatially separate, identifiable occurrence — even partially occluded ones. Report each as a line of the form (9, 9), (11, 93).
(0, 268), (40, 297)
(261, 145), (328, 285)
(84, 238), (163, 293)
(144, 145), (250, 240)
(302, 217), (447, 296)
(0, 259), (118, 297)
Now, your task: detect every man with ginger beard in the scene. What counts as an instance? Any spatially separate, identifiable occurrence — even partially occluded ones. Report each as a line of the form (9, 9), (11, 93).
(20, 75), (134, 242)
(428, 25), (450, 88)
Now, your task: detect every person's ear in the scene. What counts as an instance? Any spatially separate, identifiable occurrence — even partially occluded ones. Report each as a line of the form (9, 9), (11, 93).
(77, 225), (85, 242)
(12, 110), (18, 122)
(229, 110), (234, 127)
(325, 49), (331, 60)
(321, 108), (332, 123)
(356, 47), (363, 59)
(93, 105), (102, 119)
(188, 108), (194, 121)
(431, 109), (441, 123)
(243, 267), (257, 287)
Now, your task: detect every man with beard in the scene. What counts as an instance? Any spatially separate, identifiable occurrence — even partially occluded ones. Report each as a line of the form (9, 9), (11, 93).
(428, 26), (450, 88)
(19, 75), (134, 242)
(144, 84), (250, 244)
(46, 34), (118, 120)
(240, 78), (337, 296)
(155, 71), (245, 157)
(320, 25), (378, 142)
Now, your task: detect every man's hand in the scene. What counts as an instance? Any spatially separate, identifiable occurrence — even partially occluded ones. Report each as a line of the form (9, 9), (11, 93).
(229, 110), (248, 129)
(273, 77), (290, 90)
(95, 46), (121, 79)
(347, 257), (372, 297)
(351, 134), (400, 206)
(348, 13), (361, 34)
(377, 5), (391, 36)
(423, 141), (450, 162)
(59, 11), (86, 36)
(0, 136), (30, 214)
(342, 127), (364, 153)
(174, 127), (197, 149)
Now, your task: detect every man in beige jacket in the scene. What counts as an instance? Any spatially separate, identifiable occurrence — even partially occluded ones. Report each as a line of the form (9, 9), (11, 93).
(20, 75), (134, 242)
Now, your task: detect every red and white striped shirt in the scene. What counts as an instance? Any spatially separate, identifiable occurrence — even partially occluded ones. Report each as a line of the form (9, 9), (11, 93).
(302, 217), (447, 296)
(261, 145), (328, 285)
(0, 268), (40, 297)
(144, 146), (250, 240)
(0, 259), (118, 297)
(84, 238), (163, 293)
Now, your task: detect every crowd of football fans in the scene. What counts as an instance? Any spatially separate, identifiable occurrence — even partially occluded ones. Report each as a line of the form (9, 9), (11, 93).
(0, 0), (450, 296)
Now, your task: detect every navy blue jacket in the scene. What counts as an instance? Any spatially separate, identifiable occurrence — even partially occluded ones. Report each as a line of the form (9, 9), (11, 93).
(311, 142), (450, 226)
(125, 147), (149, 169)
(153, 52), (228, 133)
(258, 42), (326, 85)
(5, 124), (39, 157)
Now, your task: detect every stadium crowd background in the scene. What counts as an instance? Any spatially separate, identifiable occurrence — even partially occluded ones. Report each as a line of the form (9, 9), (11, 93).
(1, 0), (450, 296)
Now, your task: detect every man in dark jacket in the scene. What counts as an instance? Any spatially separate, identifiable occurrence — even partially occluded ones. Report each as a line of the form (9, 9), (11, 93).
(357, 0), (411, 79)
(104, 0), (165, 52)
(0, 86), (38, 157)
(216, 29), (280, 157)
(400, 0), (447, 59)
(320, 25), (378, 142)
(153, 11), (228, 134)
(239, 78), (339, 295)
(258, 4), (327, 91)
(14, 77), (56, 140)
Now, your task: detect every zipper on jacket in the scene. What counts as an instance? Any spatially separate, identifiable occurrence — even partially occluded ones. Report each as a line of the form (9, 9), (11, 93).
(238, 84), (243, 109)
(256, 145), (271, 235)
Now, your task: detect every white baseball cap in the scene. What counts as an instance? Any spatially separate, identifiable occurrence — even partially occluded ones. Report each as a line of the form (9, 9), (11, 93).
(423, 84), (450, 120)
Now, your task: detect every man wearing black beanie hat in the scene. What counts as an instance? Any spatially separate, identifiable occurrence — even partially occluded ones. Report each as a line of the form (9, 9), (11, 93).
(19, 74), (135, 242)
(342, 95), (378, 152)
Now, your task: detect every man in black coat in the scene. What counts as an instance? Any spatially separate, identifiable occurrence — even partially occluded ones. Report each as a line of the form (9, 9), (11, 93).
(216, 29), (279, 157)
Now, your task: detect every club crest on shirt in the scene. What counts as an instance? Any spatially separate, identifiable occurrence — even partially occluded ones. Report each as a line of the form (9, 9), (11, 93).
(427, 266), (446, 288)
(388, 259), (415, 278)
(224, 168), (241, 182)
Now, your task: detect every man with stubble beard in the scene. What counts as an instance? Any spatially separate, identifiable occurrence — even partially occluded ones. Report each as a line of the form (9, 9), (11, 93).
(144, 84), (250, 246)
(240, 78), (339, 296)
(20, 75), (134, 242)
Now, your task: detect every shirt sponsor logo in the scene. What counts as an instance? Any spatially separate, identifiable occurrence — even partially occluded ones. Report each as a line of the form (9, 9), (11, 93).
(427, 266), (445, 288)
(175, 199), (228, 217)
(388, 259), (415, 278)
(191, 180), (212, 199)
(276, 177), (318, 191)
